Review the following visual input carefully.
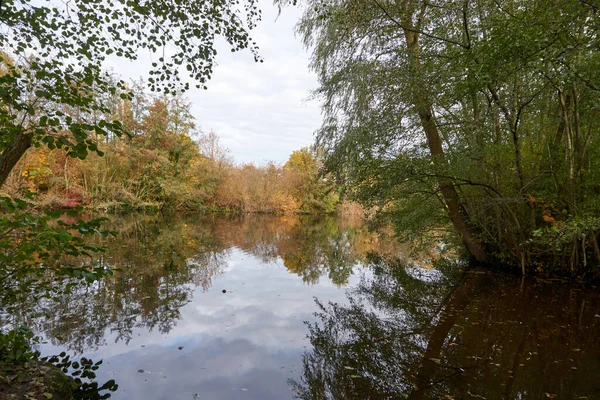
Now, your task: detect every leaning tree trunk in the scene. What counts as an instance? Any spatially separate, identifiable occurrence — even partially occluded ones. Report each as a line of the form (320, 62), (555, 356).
(403, 29), (489, 263)
(0, 130), (33, 188)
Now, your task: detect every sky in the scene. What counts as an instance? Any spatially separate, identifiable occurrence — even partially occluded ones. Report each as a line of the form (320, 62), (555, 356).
(106, 1), (321, 166)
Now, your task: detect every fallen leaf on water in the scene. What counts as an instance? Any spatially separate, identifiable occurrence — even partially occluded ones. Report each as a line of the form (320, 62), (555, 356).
(428, 358), (441, 365)
(466, 390), (486, 399)
(137, 369), (145, 373)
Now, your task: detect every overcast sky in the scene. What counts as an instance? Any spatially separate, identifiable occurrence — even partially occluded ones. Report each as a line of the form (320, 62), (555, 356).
(107, 1), (321, 166)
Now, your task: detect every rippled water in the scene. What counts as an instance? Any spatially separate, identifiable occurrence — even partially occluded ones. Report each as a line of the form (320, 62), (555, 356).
(6, 214), (600, 399)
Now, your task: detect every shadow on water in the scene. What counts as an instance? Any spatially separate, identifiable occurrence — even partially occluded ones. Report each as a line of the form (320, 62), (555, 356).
(290, 255), (600, 400)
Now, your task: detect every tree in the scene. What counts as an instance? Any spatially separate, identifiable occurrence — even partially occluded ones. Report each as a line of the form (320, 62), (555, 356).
(284, 147), (339, 213)
(0, 0), (262, 188)
(197, 130), (233, 167)
(282, 0), (600, 274)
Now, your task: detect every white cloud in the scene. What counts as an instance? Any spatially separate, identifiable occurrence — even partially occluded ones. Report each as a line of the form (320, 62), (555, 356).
(105, 0), (321, 165)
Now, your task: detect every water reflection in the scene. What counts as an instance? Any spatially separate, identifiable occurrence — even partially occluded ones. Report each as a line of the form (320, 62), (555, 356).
(5, 214), (598, 399)
(292, 256), (600, 400)
(7, 214), (396, 355)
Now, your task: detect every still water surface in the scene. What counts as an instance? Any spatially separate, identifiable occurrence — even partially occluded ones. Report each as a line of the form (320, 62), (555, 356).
(15, 214), (600, 399)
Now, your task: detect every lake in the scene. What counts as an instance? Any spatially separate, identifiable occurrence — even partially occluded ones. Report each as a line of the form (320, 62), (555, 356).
(7, 214), (600, 399)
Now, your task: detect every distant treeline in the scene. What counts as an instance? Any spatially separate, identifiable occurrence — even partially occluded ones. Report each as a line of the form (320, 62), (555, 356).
(2, 77), (339, 214)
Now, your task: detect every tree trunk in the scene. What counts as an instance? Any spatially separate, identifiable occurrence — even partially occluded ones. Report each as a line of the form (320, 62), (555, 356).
(0, 131), (33, 189)
(559, 89), (576, 209)
(403, 29), (489, 263)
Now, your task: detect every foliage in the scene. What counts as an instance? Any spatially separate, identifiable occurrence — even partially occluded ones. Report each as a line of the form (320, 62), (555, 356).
(0, 196), (115, 309)
(0, 196), (117, 396)
(284, 0), (600, 276)
(0, 326), (118, 399)
(0, 0), (263, 186)
(3, 80), (342, 214)
(285, 147), (339, 213)
(0, 326), (38, 363)
(41, 354), (118, 399)
(0, 48), (342, 213)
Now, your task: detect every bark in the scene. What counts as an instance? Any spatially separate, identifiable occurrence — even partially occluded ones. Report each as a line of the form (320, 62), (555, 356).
(559, 89), (576, 208)
(0, 130), (33, 189)
(592, 232), (600, 266)
(488, 85), (536, 231)
(403, 29), (489, 263)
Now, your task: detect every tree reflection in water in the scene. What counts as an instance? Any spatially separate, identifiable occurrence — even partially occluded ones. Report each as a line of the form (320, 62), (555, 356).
(291, 256), (600, 400)
(3, 214), (398, 354)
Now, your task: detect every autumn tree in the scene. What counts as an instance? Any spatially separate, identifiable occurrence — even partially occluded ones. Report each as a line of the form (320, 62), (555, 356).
(197, 130), (233, 167)
(0, 0), (263, 188)
(284, 147), (339, 213)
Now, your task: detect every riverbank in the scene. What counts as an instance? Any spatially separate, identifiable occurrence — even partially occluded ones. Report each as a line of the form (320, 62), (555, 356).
(0, 360), (77, 400)
(21, 195), (365, 217)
